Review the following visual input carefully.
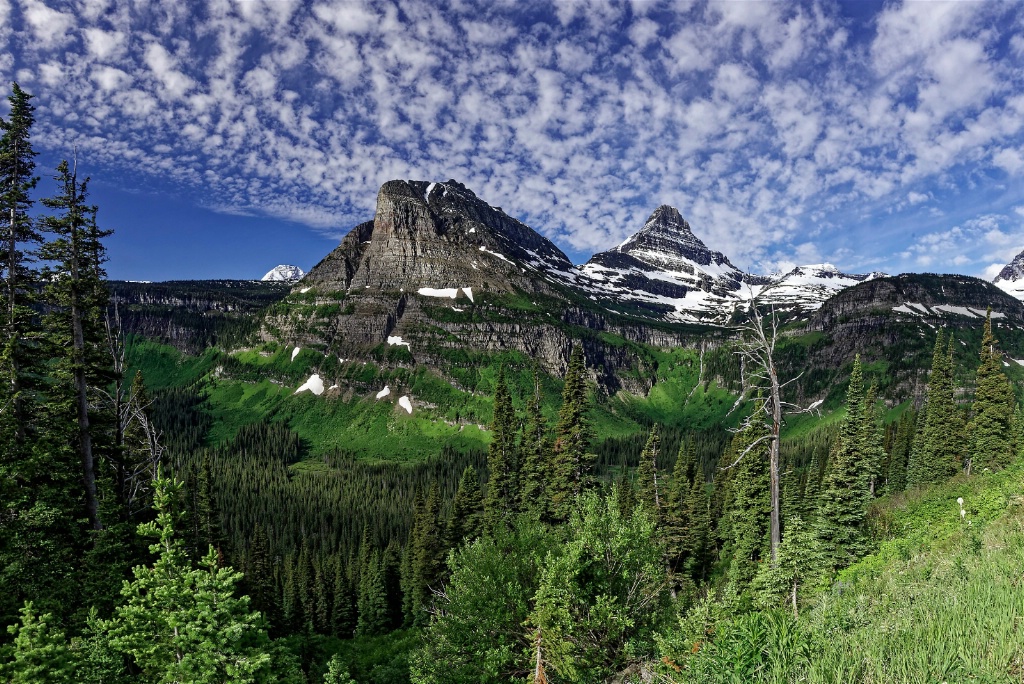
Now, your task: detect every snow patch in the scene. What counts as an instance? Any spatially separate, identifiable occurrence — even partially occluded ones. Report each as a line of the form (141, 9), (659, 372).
(462, 286), (474, 302)
(387, 335), (411, 350)
(932, 305), (979, 317)
(398, 396), (413, 414)
(451, 306), (464, 312)
(295, 374), (325, 396)
(892, 304), (920, 315)
(299, 287), (311, 293)
(375, 386), (391, 399)
(424, 182), (437, 202)
(291, 347), (301, 362)
(469, 227), (476, 233)
(479, 245), (513, 263)
(418, 287), (459, 299)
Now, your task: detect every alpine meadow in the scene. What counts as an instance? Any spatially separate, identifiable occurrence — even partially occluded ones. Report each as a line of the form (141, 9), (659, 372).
(3, 1), (1024, 683)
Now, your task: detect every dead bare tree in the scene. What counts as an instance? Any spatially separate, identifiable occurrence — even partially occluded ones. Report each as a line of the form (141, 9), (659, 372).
(727, 293), (821, 565)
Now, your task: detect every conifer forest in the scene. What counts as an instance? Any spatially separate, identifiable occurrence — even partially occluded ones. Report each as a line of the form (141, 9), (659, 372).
(2, 80), (1024, 684)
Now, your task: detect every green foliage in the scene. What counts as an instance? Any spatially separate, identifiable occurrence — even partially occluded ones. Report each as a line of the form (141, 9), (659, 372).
(815, 355), (874, 571)
(411, 518), (557, 683)
(483, 367), (520, 529)
(529, 489), (668, 682)
(908, 331), (963, 486)
(548, 344), (594, 521)
(720, 413), (771, 590)
(95, 478), (275, 682)
(0, 603), (75, 683)
(967, 311), (1016, 471)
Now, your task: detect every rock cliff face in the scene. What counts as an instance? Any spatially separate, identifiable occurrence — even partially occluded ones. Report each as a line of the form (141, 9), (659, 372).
(109, 280), (291, 353)
(302, 180), (577, 295)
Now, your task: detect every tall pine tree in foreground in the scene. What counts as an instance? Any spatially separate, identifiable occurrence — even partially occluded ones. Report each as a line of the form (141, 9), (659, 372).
(908, 331), (962, 486)
(967, 310), (1016, 472)
(97, 478), (274, 682)
(518, 366), (550, 520)
(39, 159), (114, 531)
(722, 408), (770, 590)
(0, 82), (40, 445)
(816, 355), (873, 571)
(548, 345), (593, 521)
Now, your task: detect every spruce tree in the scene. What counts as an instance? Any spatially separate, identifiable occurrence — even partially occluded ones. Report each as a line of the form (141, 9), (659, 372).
(332, 556), (356, 638)
(356, 549), (389, 637)
(662, 438), (692, 575)
(1, 603), (76, 683)
(446, 466), (484, 549)
(908, 332), (961, 486)
(723, 411), (771, 590)
(861, 382), (886, 497)
(967, 310), (1016, 471)
(244, 524), (280, 633)
(39, 160), (113, 531)
(410, 482), (443, 626)
(815, 355), (872, 571)
(0, 82), (41, 445)
(518, 366), (550, 520)
(549, 345), (593, 521)
(483, 367), (519, 530)
(635, 425), (662, 517)
(98, 479), (273, 681)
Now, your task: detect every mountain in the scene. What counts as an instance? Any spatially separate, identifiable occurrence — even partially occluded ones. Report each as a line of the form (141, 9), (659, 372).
(262, 264), (305, 282)
(580, 208), (882, 323)
(755, 263), (884, 311)
(264, 179), (692, 392)
(580, 205), (750, 323)
(993, 249), (1024, 299)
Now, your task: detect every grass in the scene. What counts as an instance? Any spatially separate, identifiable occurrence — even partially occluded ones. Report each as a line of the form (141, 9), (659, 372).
(657, 460), (1024, 683)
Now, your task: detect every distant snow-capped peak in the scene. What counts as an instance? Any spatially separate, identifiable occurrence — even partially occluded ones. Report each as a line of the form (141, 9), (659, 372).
(993, 249), (1024, 299)
(262, 264), (305, 282)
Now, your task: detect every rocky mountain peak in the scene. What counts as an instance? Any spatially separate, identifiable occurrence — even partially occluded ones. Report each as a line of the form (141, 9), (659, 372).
(614, 205), (738, 273)
(993, 248), (1024, 300)
(994, 249), (1024, 284)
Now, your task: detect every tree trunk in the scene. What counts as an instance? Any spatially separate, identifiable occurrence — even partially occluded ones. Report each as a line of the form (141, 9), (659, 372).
(769, 364), (781, 565)
(70, 198), (101, 531)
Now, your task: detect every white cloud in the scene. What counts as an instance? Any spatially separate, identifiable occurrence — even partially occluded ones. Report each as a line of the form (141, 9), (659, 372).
(6, 0), (1023, 280)
(22, 0), (74, 48)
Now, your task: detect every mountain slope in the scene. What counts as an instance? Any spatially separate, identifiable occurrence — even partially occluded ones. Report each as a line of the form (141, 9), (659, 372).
(993, 248), (1024, 299)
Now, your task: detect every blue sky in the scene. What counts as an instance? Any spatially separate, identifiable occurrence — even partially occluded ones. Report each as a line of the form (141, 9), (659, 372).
(3, 0), (1024, 281)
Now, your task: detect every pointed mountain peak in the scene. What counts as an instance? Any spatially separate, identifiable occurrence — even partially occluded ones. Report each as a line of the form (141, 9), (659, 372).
(612, 205), (737, 272)
(994, 248), (1024, 284)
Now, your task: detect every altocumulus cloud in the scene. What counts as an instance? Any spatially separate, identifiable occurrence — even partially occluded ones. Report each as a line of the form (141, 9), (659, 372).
(2, 0), (1024, 275)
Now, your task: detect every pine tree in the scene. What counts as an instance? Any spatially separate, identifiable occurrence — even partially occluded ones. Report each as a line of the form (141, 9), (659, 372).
(446, 466), (483, 549)
(0, 82), (41, 446)
(332, 555), (356, 638)
(483, 367), (519, 530)
(723, 411), (771, 590)
(815, 355), (872, 571)
(967, 310), (1016, 471)
(908, 332), (962, 486)
(635, 425), (662, 517)
(662, 438), (692, 575)
(1, 603), (76, 683)
(244, 524), (280, 633)
(682, 475), (711, 582)
(548, 345), (594, 521)
(519, 366), (551, 520)
(861, 382), (886, 497)
(356, 549), (389, 637)
(39, 159), (114, 531)
(885, 408), (917, 493)
(97, 479), (273, 681)
(752, 515), (822, 617)
(410, 482), (443, 626)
